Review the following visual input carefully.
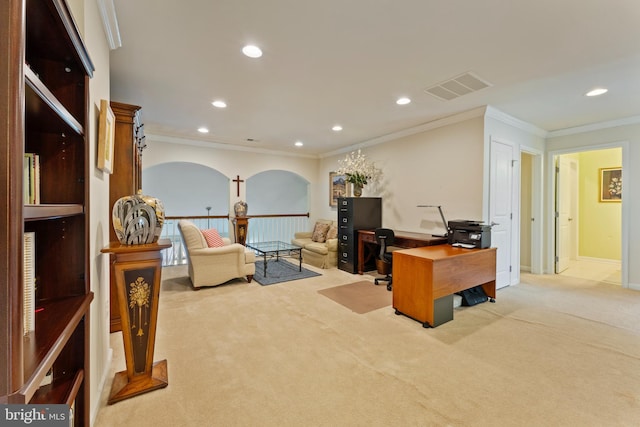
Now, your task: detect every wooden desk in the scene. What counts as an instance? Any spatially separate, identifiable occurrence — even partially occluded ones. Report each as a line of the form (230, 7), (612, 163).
(357, 230), (447, 274)
(392, 245), (496, 328)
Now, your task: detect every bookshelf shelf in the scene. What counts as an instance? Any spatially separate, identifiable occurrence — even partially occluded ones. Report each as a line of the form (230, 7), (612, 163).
(24, 204), (84, 221)
(20, 294), (93, 403)
(25, 66), (84, 136)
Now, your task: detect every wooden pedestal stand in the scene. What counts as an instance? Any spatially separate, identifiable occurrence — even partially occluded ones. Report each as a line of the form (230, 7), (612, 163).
(101, 239), (172, 404)
(233, 217), (249, 245)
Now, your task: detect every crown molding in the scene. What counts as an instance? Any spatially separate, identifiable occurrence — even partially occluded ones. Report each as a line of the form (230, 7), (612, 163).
(98, 0), (122, 50)
(547, 115), (640, 138)
(146, 133), (319, 159)
(320, 106), (487, 158)
(484, 106), (548, 138)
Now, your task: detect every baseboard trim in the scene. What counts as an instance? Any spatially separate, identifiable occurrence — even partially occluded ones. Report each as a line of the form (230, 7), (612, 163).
(91, 347), (113, 425)
(628, 283), (640, 292)
(576, 256), (621, 266)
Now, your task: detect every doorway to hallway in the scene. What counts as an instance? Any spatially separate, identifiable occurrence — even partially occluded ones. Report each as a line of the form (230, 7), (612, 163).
(553, 147), (622, 285)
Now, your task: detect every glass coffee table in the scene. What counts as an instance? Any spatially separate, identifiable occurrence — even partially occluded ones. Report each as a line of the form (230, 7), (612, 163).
(245, 241), (303, 277)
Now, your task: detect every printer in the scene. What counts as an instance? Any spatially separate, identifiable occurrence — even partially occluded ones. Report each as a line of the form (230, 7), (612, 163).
(447, 220), (491, 249)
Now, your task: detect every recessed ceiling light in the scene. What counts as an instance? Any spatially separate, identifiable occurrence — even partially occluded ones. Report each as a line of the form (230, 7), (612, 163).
(197, 127), (209, 133)
(212, 100), (227, 108)
(332, 125), (343, 132)
(396, 97), (411, 105)
(242, 44), (262, 58)
(586, 88), (608, 97)
(295, 141), (303, 147)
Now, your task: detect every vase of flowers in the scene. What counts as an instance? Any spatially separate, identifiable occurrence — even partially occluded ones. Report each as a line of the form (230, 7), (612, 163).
(336, 149), (381, 197)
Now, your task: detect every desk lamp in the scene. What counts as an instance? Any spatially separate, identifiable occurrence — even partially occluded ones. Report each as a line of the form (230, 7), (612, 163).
(417, 205), (449, 237)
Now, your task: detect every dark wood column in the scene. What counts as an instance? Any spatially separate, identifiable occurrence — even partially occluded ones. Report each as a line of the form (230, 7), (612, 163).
(109, 101), (143, 332)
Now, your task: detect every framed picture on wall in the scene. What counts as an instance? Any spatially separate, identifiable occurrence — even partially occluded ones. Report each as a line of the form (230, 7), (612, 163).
(97, 99), (115, 174)
(599, 167), (622, 202)
(329, 172), (350, 206)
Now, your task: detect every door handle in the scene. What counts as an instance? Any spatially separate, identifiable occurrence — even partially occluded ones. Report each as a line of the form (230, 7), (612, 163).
(490, 221), (499, 227)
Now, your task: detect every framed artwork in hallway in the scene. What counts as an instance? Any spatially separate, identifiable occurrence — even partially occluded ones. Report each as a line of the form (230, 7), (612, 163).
(97, 99), (115, 174)
(599, 167), (622, 202)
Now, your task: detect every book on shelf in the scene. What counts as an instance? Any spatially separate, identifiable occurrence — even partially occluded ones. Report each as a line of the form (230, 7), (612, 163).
(23, 153), (40, 204)
(23, 231), (36, 336)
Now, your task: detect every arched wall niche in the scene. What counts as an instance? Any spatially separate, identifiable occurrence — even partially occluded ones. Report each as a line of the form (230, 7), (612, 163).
(246, 170), (309, 215)
(143, 164), (309, 217)
(143, 162), (229, 216)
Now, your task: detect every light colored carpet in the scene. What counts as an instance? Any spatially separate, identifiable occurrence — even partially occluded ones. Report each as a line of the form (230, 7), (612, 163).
(93, 266), (640, 427)
(318, 280), (391, 314)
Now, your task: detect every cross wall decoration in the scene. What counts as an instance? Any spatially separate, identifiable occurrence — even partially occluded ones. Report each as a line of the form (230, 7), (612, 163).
(232, 175), (244, 197)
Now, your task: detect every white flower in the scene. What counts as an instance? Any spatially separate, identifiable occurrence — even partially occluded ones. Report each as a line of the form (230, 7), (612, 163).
(608, 177), (622, 197)
(336, 150), (382, 187)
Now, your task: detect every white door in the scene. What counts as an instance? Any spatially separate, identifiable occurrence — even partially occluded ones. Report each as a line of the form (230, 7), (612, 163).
(555, 156), (578, 273)
(489, 139), (514, 289)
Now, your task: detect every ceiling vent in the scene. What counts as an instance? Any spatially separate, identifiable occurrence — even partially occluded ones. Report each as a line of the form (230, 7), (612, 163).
(424, 72), (491, 101)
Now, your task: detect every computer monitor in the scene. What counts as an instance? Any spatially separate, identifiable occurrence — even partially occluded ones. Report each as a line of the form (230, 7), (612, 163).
(417, 205), (449, 237)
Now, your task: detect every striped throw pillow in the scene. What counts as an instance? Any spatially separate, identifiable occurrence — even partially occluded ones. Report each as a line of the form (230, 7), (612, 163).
(202, 228), (225, 247)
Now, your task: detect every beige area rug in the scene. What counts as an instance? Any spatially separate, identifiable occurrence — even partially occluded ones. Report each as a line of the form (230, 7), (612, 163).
(318, 280), (391, 313)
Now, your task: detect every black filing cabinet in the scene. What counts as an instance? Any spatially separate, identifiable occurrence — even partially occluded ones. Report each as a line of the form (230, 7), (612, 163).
(337, 197), (382, 273)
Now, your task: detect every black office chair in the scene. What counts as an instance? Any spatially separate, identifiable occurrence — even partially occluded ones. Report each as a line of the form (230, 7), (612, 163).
(373, 228), (394, 291)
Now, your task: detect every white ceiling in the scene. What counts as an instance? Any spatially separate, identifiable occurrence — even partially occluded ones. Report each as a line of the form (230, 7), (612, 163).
(109, 0), (640, 157)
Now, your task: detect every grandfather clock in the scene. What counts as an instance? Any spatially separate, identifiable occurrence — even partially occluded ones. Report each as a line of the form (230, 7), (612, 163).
(109, 101), (146, 332)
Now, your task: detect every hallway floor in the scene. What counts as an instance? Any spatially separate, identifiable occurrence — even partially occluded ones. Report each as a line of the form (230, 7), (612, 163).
(559, 258), (621, 285)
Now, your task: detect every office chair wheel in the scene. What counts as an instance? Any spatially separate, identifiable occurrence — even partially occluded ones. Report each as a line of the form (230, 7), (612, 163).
(394, 309), (401, 315)
(387, 284), (392, 291)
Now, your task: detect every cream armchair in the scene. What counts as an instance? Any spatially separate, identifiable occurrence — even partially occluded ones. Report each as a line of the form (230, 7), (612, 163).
(177, 220), (255, 289)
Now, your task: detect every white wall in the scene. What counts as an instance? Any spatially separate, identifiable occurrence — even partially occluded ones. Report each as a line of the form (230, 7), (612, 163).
(69, 0), (112, 423)
(319, 115), (486, 233)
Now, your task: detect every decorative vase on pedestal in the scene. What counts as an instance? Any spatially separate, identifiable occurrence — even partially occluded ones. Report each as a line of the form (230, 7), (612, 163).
(112, 192), (165, 245)
(234, 200), (248, 217)
(353, 184), (363, 197)
(105, 190), (170, 404)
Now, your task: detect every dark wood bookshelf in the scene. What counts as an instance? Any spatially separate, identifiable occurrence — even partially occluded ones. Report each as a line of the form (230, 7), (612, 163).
(1, 0), (94, 424)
